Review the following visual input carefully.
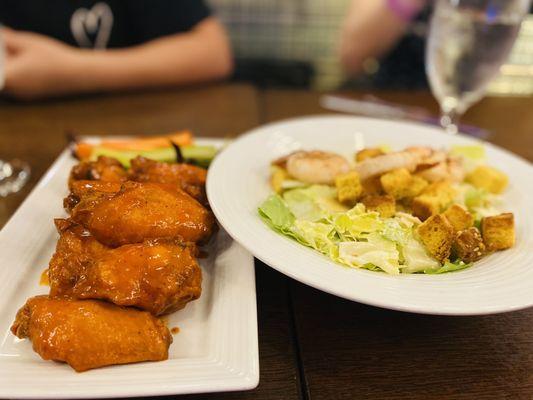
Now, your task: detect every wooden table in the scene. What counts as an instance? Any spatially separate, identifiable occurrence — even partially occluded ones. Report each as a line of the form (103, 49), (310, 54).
(1, 83), (532, 400)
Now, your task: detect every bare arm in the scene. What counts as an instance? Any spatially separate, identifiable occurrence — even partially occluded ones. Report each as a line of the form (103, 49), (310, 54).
(76, 18), (233, 91)
(3, 17), (233, 100)
(339, 0), (425, 75)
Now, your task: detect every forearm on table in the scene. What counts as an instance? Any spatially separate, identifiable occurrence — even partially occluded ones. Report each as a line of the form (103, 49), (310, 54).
(71, 18), (233, 93)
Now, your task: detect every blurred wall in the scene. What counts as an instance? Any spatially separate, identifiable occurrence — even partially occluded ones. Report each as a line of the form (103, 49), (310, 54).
(209, 0), (351, 89)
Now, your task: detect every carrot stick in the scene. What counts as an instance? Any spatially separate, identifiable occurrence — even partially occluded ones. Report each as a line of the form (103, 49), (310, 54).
(74, 142), (94, 160)
(74, 131), (194, 160)
(100, 131), (193, 150)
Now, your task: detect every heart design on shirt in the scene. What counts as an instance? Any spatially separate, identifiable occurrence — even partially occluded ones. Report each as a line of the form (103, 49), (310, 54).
(70, 2), (113, 49)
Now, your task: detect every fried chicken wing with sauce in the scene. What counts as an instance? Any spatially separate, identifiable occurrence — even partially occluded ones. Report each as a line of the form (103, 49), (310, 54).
(129, 156), (208, 205)
(11, 296), (172, 372)
(64, 180), (122, 213)
(70, 181), (214, 246)
(69, 156), (128, 189)
(49, 219), (202, 315)
(70, 180), (123, 197)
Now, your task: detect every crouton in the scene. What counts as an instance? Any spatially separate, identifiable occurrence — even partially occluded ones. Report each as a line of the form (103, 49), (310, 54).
(412, 195), (441, 221)
(355, 148), (385, 162)
(360, 194), (396, 218)
(405, 176), (429, 198)
(380, 169), (429, 201)
(481, 213), (515, 251)
(270, 166), (289, 194)
(336, 171), (363, 205)
(361, 176), (383, 195)
(466, 165), (508, 194)
(412, 180), (456, 221)
(452, 227), (485, 263)
(417, 214), (455, 262)
(380, 168), (412, 199)
(443, 204), (474, 232)
(423, 180), (456, 202)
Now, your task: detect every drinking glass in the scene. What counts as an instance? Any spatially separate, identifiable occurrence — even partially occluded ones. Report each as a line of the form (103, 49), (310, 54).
(0, 28), (30, 196)
(426, 0), (531, 134)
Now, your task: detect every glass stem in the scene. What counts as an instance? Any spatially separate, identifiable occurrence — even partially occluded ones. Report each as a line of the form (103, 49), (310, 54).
(439, 107), (461, 135)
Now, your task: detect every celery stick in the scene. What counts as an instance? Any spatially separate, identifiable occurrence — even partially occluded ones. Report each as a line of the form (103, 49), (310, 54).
(181, 145), (218, 167)
(90, 147), (176, 168)
(89, 145), (218, 168)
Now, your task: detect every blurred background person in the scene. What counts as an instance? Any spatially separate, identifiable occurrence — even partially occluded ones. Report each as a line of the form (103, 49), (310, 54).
(0, 0), (233, 100)
(4, 0), (532, 99)
(339, 0), (429, 89)
(338, 0), (533, 93)
(210, 0), (352, 89)
(210, 0), (432, 90)
(211, 0), (533, 96)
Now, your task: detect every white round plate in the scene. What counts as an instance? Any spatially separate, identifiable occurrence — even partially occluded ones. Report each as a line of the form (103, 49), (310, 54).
(207, 116), (533, 315)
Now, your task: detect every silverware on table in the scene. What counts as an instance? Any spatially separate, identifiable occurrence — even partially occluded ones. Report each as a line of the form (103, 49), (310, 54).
(320, 94), (490, 138)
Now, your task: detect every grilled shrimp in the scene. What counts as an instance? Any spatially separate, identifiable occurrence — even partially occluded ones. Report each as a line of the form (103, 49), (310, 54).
(418, 149), (447, 166)
(416, 156), (465, 183)
(447, 157), (465, 182)
(416, 162), (448, 182)
(353, 147), (432, 180)
(286, 151), (351, 184)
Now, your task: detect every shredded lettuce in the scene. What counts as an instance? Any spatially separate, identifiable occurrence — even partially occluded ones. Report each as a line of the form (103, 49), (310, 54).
(381, 217), (440, 273)
(359, 264), (384, 272)
(401, 237), (440, 273)
(333, 206), (383, 241)
(258, 195), (296, 236)
(283, 188), (325, 222)
(394, 212), (421, 228)
(464, 185), (489, 209)
(378, 144), (392, 153)
(452, 183), (502, 226)
(382, 219), (410, 245)
(450, 145), (486, 173)
(292, 220), (337, 254)
(259, 184), (476, 275)
(455, 182), (501, 225)
(258, 194), (339, 254)
(424, 260), (472, 274)
(450, 145), (486, 161)
(283, 185), (346, 221)
(338, 233), (400, 275)
(281, 180), (308, 190)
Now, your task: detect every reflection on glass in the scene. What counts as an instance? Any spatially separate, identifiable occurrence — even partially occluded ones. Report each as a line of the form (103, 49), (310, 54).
(0, 159), (30, 197)
(0, 29), (30, 196)
(426, 0), (531, 134)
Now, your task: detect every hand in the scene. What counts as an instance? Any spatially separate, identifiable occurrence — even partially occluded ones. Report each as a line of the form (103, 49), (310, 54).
(2, 28), (84, 100)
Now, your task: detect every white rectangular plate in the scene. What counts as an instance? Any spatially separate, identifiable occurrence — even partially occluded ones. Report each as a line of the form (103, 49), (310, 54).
(0, 139), (259, 399)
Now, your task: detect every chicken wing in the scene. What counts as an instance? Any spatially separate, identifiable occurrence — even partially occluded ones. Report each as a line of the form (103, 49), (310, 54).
(69, 156), (128, 189)
(64, 180), (122, 213)
(11, 296), (172, 372)
(129, 156), (208, 205)
(70, 181), (214, 246)
(49, 219), (202, 315)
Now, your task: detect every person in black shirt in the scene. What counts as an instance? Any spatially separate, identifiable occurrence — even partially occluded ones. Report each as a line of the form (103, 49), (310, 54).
(0, 0), (233, 99)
